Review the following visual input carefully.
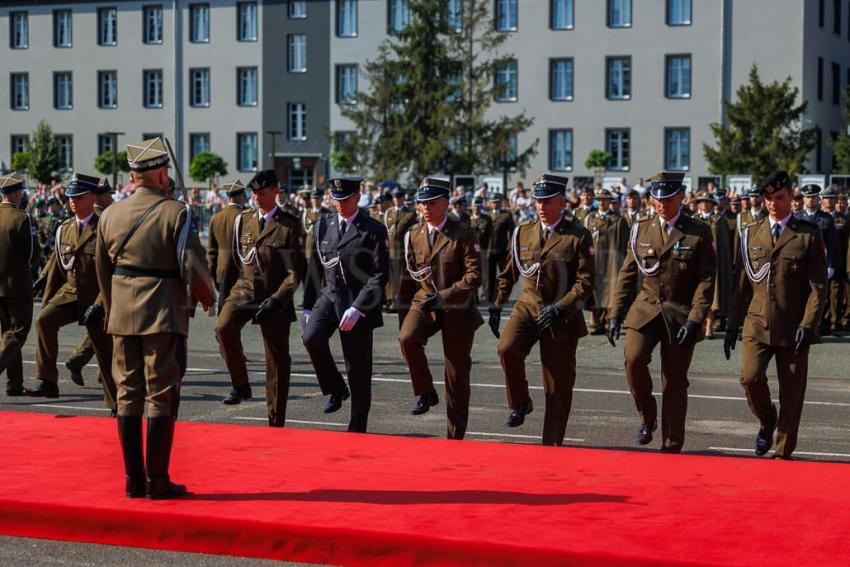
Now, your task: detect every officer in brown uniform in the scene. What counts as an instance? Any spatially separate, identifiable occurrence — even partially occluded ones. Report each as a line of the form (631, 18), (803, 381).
(608, 172), (716, 453)
(486, 194), (515, 304)
(215, 170), (306, 427)
(724, 171), (828, 459)
(573, 188), (596, 225)
(24, 174), (116, 413)
(822, 186), (847, 336)
(385, 188), (418, 322)
(584, 189), (629, 335)
(489, 175), (595, 446)
(693, 191), (734, 338)
(207, 179), (247, 311)
(470, 197), (493, 302)
(0, 172), (40, 396)
(96, 138), (215, 499)
(399, 177), (482, 439)
(450, 196), (471, 224)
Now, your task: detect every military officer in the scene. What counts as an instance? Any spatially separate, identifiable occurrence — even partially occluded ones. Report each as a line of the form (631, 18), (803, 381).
(795, 184), (838, 334)
(724, 171), (827, 459)
(470, 196), (493, 301)
(302, 188), (333, 308)
(608, 172), (716, 453)
(385, 188), (419, 322)
(0, 172), (40, 396)
(573, 188), (596, 224)
(736, 187), (768, 234)
(693, 191), (734, 338)
(584, 189), (629, 335)
(489, 174), (595, 446)
(301, 177), (389, 433)
(207, 179), (247, 312)
(450, 196), (471, 224)
(623, 190), (645, 228)
(96, 138), (215, 499)
(215, 171), (306, 427)
(821, 185), (847, 336)
(486, 193), (515, 304)
(399, 177), (482, 439)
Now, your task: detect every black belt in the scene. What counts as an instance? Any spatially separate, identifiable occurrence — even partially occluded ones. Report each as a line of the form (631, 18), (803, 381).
(114, 266), (181, 280)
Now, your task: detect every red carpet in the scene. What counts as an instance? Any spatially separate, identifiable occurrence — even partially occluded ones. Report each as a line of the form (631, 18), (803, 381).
(0, 410), (848, 566)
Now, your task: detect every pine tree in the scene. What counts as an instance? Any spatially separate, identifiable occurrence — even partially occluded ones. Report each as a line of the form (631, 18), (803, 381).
(830, 87), (850, 173)
(27, 120), (59, 185)
(703, 65), (816, 182)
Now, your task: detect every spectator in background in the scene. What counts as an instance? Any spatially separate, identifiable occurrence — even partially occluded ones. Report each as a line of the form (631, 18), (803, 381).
(358, 180), (374, 208)
(508, 181), (524, 209)
(514, 186), (534, 222)
(632, 178), (647, 198)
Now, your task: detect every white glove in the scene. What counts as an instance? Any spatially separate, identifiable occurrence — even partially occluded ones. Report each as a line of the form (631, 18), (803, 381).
(828, 267), (835, 280)
(299, 310), (311, 334)
(339, 307), (364, 332)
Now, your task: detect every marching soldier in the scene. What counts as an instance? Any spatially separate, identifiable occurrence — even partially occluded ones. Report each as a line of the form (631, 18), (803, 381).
(23, 174), (117, 414)
(821, 186), (847, 337)
(724, 171), (827, 459)
(450, 196), (471, 224)
(795, 184), (838, 334)
(489, 174), (595, 446)
(400, 177), (482, 439)
(584, 189), (629, 335)
(470, 197), (493, 303)
(486, 193), (515, 304)
(215, 170), (306, 428)
(96, 138), (215, 499)
(301, 177), (389, 433)
(207, 179), (247, 312)
(385, 188), (418, 322)
(574, 188), (596, 225)
(303, 188), (333, 307)
(693, 191), (734, 338)
(737, 187), (767, 234)
(0, 172), (40, 396)
(608, 172), (716, 453)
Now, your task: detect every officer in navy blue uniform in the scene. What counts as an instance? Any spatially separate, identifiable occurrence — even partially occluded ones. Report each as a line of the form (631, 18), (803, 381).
(795, 184), (838, 332)
(301, 177), (389, 433)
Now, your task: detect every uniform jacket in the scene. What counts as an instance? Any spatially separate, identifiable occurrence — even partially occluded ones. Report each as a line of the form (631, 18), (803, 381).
(207, 204), (242, 287)
(611, 213), (716, 341)
(795, 209), (838, 271)
(470, 213), (493, 253)
(831, 211), (848, 276)
(95, 185), (215, 336)
(495, 218), (594, 337)
(303, 209), (389, 329)
(699, 212), (734, 314)
(451, 211), (471, 225)
(584, 210), (629, 309)
(726, 216), (828, 346)
(0, 203), (39, 298)
(42, 214), (101, 322)
(303, 206), (333, 255)
(624, 209), (648, 228)
(405, 217), (483, 329)
(385, 206), (419, 260)
(490, 209), (515, 257)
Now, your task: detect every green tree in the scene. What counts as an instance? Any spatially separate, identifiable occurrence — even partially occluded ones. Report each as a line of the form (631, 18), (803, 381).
(94, 150), (130, 176)
(830, 86), (850, 173)
(584, 149), (612, 184)
(189, 152), (228, 188)
(28, 121), (59, 185)
(10, 151), (30, 172)
(704, 65), (817, 182)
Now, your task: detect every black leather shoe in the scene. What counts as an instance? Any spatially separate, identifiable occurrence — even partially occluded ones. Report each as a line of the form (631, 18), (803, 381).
(755, 406), (777, 457)
(65, 360), (85, 386)
(24, 381), (59, 398)
(410, 389), (439, 415)
(5, 386), (24, 396)
(635, 420), (657, 445)
(506, 399), (534, 427)
(268, 416), (285, 428)
(590, 326), (606, 336)
(324, 385), (351, 414)
(222, 384), (252, 405)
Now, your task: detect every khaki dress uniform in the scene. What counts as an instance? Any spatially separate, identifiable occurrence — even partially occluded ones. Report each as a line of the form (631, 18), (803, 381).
(385, 204), (419, 321)
(486, 209), (515, 304)
(207, 202), (244, 311)
(584, 208), (630, 331)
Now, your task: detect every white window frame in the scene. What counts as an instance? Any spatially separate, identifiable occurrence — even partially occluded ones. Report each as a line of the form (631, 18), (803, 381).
(190, 3), (210, 43)
(606, 56), (631, 100)
(98, 70), (118, 109)
(54, 72), (73, 109)
(665, 128), (690, 171)
(495, 60), (518, 102)
(606, 128), (630, 171)
(54, 10), (72, 48)
(288, 103), (307, 141)
(190, 68), (210, 107)
(288, 34), (307, 73)
(237, 67), (258, 106)
(237, 132), (258, 171)
(238, 2), (258, 42)
(11, 11), (28, 49)
(666, 54), (691, 99)
(549, 129), (573, 171)
(550, 58), (574, 101)
(11, 73), (29, 110)
(98, 7), (117, 46)
(143, 5), (163, 44)
(337, 64), (358, 105)
(143, 69), (163, 108)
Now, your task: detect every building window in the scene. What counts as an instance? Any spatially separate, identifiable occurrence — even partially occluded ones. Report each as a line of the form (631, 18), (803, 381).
(337, 64), (358, 104)
(606, 56), (631, 99)
(606, 128), (630, 170)
(835, 0), (842, 34)
(142, 132), (163, 141)
(98, 7), (117, 45)
(11, 135), (28, 155)
(237, 133), (258, 170)
(238, 2), (257, 41)
(143, 5), (163, 44)
(98, 134), (115, 155)
(288, 34), (307, 72)
(550, 58), (574, 101)
(56, 135), (73, 172)
(495, 59), (518, 102)
(190, 133), (210, 160)
(54, 10), (72, 47)
(190, 4), (210, 43)
(54, 72), (73, 109)
(665, 128), (690, 171)
(389, 0), (410, 33)
(190, 68), (210, 107)
(666, 55), (691, 98)
(608, 0), (632, 27)
(667, 0), (691, 25)
(816, 127), (823, 172)
(337, 0), (358, 37)
(446, 0), (462, 31)
(10, 73), (29, 110)
(818, 57), (824, 101)
(10, 11), (28, 49)
(833, 62), (841, 104)
(289, 1), (307, 19)
(288, 103), (307, 140)
(238, 67), (258, 106)
(98, 71), (118, 108)
(495, 0), (518, 31)
(143, 69), (163, 108)
(549, 130), (573, 171)
(551, 0), (574, 29)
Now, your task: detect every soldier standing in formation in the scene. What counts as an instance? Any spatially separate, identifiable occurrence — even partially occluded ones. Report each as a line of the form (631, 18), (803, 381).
(399, 177), (482, 439)
(96, 137), (215, 499)
(301, 177), (389, 433)
(384, 188), (418, 323)
(470, 196), (493, 303)
(693, 191), (734, 338)
(623, 189), (645, 228)
(724, 171), (827, 459)
(207, 179), (247, 313)
(584, 189), (629, 335)
(573, 188), (596, 225)
(486, 194), (515, 304)
(796, 184), (838, 335)
(822, 186), (849, 336)
(608, 172), (716, 453)
(215, 170), (306, 428)
(450, 196), (470, 224)
(490, 175), (595, 445)
(302, 188), (333, 307)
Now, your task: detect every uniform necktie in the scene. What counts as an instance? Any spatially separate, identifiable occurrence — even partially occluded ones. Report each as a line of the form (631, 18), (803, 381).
(77, 221), (84, 236)
(772, 223), (781, 243)
(661, 222), (669, 244)
(259, 217), (266, 231)
(339, 219), (347, 237)
(428, 227), (435, 248)
(541, 226), (550, 247)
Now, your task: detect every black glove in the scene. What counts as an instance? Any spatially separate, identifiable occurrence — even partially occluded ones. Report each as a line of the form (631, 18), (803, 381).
(607, 318), (622, 347)
(82, 303), (105, 326)
(488, 306), (501, 339)
(723, 330), (737, 360)
(676, 320), (700, 346)
(421, 293), (445, 312)
(534, 304), (563, 330)
(253, 296), (282, 323)
(794, 326), (813, 353)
